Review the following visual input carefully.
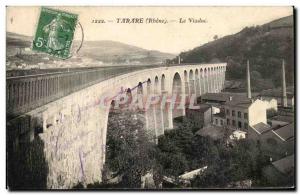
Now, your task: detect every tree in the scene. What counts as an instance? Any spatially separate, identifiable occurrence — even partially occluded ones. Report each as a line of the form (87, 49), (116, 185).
(105, 110), (160, 188)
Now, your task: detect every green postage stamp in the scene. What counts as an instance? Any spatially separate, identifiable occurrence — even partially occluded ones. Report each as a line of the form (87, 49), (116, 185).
(32, 7), (78, 59)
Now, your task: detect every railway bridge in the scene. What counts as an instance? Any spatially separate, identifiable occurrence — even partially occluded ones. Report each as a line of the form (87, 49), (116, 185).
(7, 63), (226, 189)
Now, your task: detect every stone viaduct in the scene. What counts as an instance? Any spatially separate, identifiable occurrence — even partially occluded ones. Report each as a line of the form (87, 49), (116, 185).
(7, 63), (226, 189)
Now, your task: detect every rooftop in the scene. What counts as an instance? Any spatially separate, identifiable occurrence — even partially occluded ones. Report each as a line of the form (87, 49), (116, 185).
(186, 104), (211, 112)
(272, 154), (294, 175)
(272, 123), (294, 141)
(251, 122), (272, 134)
(233, 130), (247, 135)
(201, 93), (233, 102)
(271, 115), (294, 123)
(224, 98), (253, 109)
(213, 111), (226, 118)
(202, 93), (248, 102)
(196, 125), (224, 140)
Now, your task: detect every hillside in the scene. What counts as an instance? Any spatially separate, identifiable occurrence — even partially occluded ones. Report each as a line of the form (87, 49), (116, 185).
(74, 40), (175, 64)
(174, 15), (294, 89)
(6, 32), (175, 69)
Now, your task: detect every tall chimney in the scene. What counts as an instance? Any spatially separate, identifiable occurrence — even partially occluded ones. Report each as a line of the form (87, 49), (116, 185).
(178, 55), (181, 64)
(247, 60), (251, 99)
(282, 59), (288, 107)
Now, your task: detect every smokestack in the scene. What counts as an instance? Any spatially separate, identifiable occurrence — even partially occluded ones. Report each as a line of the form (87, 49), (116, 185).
(247, 60), (251, 99)
(178, 55), (181, 64)
(282, 59), (287, 107)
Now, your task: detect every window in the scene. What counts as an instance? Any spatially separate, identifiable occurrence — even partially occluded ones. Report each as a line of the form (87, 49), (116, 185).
(244, 113), (248, 119)
(238, 111), (241, 118)
(244, 122), (248, 130)
(232, 110), (235, 117)
(227, 119), (230, 125)
(215, 119), (218, 125)
(232, 120), (236, 127)
(238, 121), (242, 128)
(220, 120), (223, 125)
(226, 109), (230, 115)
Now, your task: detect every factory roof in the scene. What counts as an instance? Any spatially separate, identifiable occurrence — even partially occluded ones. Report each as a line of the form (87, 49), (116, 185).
(272, 155), (294, 175)
(202, 93), (252, 103)
(224, 98), (253, 109)
(272, 123), (294, 141)
(251, 122), (272, 134)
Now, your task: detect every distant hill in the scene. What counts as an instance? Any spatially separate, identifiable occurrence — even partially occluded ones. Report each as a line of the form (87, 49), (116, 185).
(6, 32), (175, 67)
(6, 32), (32, 55)
(174, 15), (294, 88)
(74, 40), (175, 64)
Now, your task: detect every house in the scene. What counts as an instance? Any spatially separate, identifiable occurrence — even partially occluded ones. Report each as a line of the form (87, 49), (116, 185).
(224, 98), (267, 131)
(212, 112), (226, 127)
(185, 104), (212, 128)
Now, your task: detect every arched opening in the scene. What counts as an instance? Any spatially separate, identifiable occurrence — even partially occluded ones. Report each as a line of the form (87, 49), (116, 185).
(154, 76), (159, 94)
(161, 74), (165, 92)
(147, 78), (151, 94)
(207, 68), (211, 93)
(184, 70), (189, 98)
(184, 70), (188, 82)
(204, 68), (207, 94)
(160, 74), (169, 131)
(189, 69), (195, 96)
(210, 67), (216, 93)
(172, 72), (183, 123)
(153, 76), (163, 137)
(104, 96), (155, 184)
(145, 78), (156, 137)
(137, 82), (143, 95)
(215, 67), (219, 92)
(200, 69), (204, 95)
(195, 69), (200, 97)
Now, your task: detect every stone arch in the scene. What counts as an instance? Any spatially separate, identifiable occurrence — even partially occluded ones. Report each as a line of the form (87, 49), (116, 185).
(154, 76), (159, 94)
(212, 67), (216, 93)
(189, 69), (194, 80)
(147, 78), (152, 94)
(204, 68), (208, 93)
(199, 68), (204, 95)
(161, 74), (166, 92)
(172, 72), (184, 120)
(195, 69), (200, 97)
(183, 70), (189, 99)
(189, 69), (195, 96)
(184, 70), (188, 82)
(217, 67), (220, 92)
(207, 68), (211, 93)
(137, 81), (143, 95)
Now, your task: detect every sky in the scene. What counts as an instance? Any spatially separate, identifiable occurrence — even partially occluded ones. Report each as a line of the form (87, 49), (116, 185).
(6, 6), (293, 54)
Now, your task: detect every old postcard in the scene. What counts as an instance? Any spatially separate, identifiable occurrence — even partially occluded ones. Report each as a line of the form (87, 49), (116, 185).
(6, 6), (295, 190)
